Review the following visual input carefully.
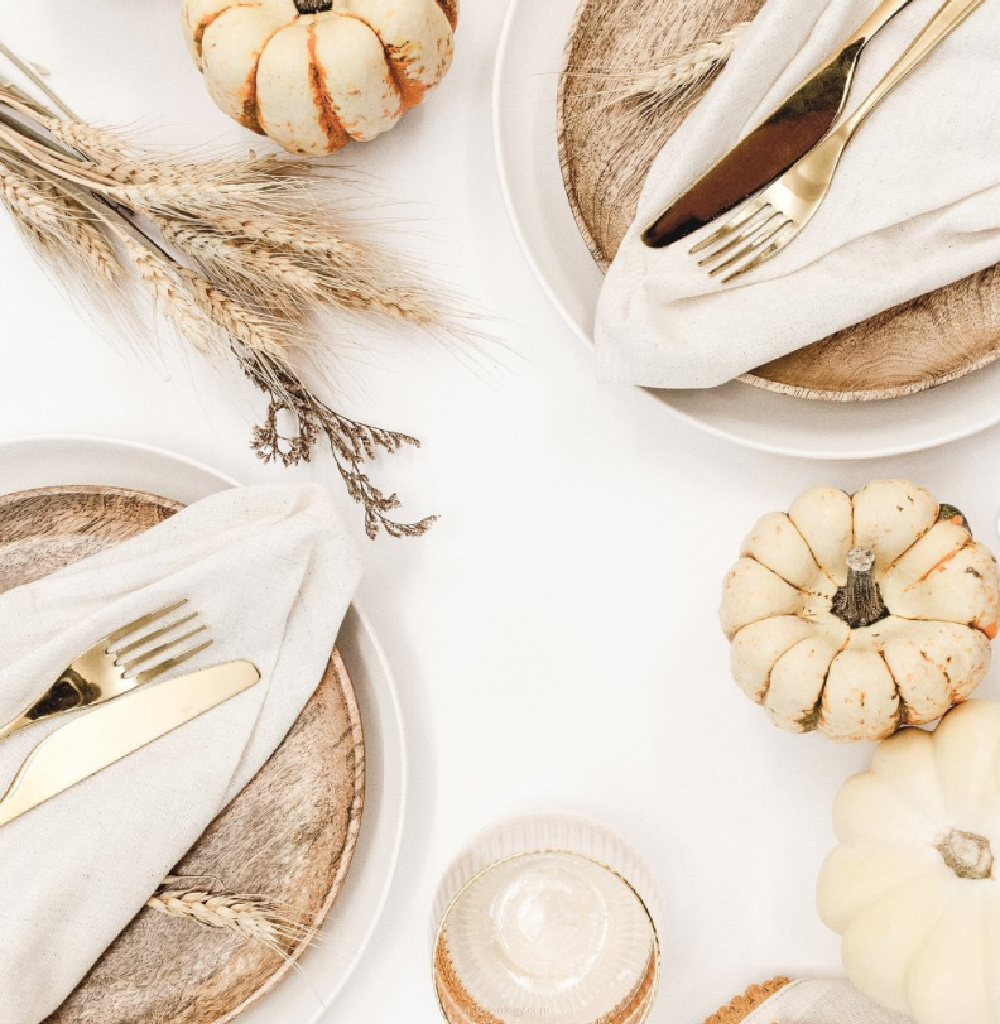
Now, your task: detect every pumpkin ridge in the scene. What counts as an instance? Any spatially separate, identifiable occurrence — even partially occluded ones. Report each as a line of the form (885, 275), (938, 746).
(890, 612), (993, 641)
(434, 0), (459, 32)
(241, 20), (294, 134)
(880, 515), (952, 575)
(728, 610), (812, 643)
(192, 4), (255, 63)
(940, 661), (960, 704)
(306, 19), (350, 152)
(879, 649), (910, 730)
(829, 862), (934, 933)
(903, 538), (973, 590)
(812, 636), (853, 734)
(740, 552), (814, 597)
(780, 512), (839, 589)
(757, 632), (828, 707)
(337, 12), (426, 114)
(915, 646), (955, 705)
(898, 899), (958, 1011)
(797, 691), (824, 732)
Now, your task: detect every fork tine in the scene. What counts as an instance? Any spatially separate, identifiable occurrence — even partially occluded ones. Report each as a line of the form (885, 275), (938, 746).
(113, 612), (199, 658)
(706, 218), (790, 278)
(118, 625), (210, 675)
(132, 638), (214, 688)
(722, 222), (797, 283)
(689, 200), (766, 255)
(696, 209), (780, 267)
(104, 600), (189, 649)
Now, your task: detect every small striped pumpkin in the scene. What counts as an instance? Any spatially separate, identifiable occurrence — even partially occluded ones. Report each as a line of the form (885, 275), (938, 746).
(182, 0), (458, 155)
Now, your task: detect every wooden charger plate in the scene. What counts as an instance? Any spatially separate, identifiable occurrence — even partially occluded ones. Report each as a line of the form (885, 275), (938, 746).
(557, 0), (1000, 400)
(0, 485), (365, 1024)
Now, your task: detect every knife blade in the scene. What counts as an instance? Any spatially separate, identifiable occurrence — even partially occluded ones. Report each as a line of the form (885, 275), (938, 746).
(641, 0), (918, 249)
(0, 661), (260, 829)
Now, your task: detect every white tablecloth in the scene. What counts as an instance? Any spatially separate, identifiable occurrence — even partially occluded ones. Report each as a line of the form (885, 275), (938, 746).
(2, 3), (998, 1023)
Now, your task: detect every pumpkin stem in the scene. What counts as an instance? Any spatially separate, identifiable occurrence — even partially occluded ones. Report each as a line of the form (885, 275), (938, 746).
(831, 547), (890, 630)
(294, 0), (334, 12)
(938, 829), (994, 880)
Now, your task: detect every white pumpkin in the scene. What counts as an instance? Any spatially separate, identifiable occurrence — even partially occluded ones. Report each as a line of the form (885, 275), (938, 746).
(818, 700), (1000, 1024)
(720, 480), (999, 741)
(181, 0), (457, 155)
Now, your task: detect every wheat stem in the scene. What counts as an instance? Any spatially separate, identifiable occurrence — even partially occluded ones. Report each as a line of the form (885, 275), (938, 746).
(0, 40), (450, 539)
(0, 39), (76, 119)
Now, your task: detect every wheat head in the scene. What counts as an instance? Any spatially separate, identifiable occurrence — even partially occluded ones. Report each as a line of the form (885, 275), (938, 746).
(147, 877), (317, 960)
(0, 157), (121, 284)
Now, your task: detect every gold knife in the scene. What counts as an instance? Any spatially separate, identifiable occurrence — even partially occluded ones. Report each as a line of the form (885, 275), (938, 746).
(641, 0), (918, 249)
(0, 661), (260, 830)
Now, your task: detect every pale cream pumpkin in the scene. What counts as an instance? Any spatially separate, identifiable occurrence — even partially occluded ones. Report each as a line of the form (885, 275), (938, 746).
(819, 700), (1000, 1024)
(720, 480), (999, 741)
(181, 0), (458, 155)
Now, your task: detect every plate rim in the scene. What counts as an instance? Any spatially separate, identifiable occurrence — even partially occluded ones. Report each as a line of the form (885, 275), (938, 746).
(0, 433), (408, 1024)
(491, 0), (1000, 460)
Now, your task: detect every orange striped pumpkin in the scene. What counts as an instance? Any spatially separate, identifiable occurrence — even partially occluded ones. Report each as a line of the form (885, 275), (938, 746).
(182, 0), (458, 155)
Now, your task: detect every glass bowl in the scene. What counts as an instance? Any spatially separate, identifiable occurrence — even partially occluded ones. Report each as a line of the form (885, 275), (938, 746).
(431, 816), (662, 1024)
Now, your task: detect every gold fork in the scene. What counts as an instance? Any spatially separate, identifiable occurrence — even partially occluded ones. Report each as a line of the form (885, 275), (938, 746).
(0, 600), (212, 743)
(692, 0), (988, 283)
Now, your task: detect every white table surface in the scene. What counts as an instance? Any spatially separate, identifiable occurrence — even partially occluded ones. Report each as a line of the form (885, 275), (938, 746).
(2, 4), (999, 1024)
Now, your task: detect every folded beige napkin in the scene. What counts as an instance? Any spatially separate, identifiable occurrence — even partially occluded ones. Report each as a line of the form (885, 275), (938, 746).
(0, 483), (361, 1024)
(737, 979), (914, 1022)
(596, 0), (1000, 387)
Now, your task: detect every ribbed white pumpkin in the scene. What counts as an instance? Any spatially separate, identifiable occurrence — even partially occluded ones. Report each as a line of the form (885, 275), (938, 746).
(720, 480), (999, 741)
(819, 700), (1000, 1024)
(181, 0), (457, 154)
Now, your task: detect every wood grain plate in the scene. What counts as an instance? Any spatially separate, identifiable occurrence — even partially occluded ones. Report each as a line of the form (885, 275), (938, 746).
(0, 485), (365, 1024)
(557, 0), (1000, 400)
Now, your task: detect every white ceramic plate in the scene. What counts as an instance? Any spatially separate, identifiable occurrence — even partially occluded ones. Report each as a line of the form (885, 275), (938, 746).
(492, 0), (1000, 460)
(0, 435), (407, 1024)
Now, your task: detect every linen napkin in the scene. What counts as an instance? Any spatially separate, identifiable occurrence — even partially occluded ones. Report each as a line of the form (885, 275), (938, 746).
(735, 978), (913, 1023)
(0, 483), (362, 1024)
(596, 0), (1000, 388)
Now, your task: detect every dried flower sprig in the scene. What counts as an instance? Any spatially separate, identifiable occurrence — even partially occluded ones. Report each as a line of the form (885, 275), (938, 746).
(0, 44), (447, 538)
(147, 876), (317, 960)
(564, 22), (749, 120)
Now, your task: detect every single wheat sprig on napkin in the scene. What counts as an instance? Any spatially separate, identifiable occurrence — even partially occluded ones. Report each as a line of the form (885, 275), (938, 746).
(564, 22), (748, 119)
(148, 877), (317, 960)
(0, 46), (450, 539)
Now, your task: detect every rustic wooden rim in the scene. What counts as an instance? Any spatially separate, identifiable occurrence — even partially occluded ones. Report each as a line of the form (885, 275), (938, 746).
(209, 644), (365, 1024)
(700, 978), (792, 1024)
(555, 0), (1000, 402)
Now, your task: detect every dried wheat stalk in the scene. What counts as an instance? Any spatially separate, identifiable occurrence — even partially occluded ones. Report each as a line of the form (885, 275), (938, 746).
(147, 876), (316, 960)
(565, 22), (748, 119)
(0, 46), (450, 539)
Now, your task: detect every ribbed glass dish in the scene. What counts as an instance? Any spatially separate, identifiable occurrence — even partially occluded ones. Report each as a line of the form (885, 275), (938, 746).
(431, 816), (662, 1024)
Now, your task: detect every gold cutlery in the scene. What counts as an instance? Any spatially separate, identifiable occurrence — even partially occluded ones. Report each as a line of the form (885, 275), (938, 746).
(691, 0), (988, 282)
(641, 0), (919, 249)
(0, 601), (211, 744)
(0, 661), (260, 830)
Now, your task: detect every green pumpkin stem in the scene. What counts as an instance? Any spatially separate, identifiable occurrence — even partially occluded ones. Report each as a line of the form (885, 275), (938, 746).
(938, 503), (970, 535)
(294, 0), (334, 13)
(831, 547), (890, 630)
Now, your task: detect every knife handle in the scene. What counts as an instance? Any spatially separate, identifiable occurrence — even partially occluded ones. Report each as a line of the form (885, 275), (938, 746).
(848, 0), (920, 46)
(839, 0), (987, 136)
(0, 661), (260, 830)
